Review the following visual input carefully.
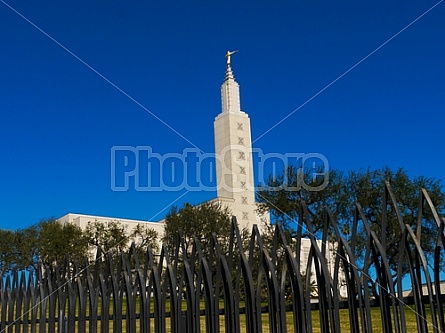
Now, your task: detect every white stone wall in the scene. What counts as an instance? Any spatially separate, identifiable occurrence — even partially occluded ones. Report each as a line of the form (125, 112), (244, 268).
(299, 238), (348, 299)
(58, 213), (165, 252)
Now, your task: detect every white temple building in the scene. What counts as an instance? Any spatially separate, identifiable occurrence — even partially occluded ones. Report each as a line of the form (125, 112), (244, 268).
(59, 51), (266, 237)
(58, 52), (346, 298)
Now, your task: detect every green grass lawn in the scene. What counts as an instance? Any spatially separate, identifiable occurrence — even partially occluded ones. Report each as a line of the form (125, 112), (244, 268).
(3, 297), (441, 333)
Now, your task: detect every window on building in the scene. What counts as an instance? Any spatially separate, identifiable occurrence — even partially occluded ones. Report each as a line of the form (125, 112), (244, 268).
(240, 181), (246, 189)
(242, 212), (248, 220)
(238, 137), (244, 145)
(238, 152), (245, 160)
(241, 197), (247, 204)
(240, 166), (246, 174)
(237, 123), (243, 130)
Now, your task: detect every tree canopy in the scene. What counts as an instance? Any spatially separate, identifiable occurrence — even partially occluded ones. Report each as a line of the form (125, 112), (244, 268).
(162, 201), (234, 258)
(38, 218), (89, 265)
(1, 224), (40, 273)
(257, 166), (445, 277)
(1, 218), (159, 273)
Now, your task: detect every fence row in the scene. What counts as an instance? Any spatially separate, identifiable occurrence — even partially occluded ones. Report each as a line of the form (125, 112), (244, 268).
(1, 182), (445, 333)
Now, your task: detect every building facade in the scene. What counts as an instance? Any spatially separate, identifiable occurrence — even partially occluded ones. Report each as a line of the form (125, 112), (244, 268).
(59, 53), (266, 238)
(58, 53), (346, 298)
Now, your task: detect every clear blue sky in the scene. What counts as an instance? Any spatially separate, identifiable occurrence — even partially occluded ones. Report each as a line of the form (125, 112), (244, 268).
(0, 0), (444, 230)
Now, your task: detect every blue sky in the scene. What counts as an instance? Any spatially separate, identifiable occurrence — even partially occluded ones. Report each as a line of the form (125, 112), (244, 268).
(0, 0), (444, 230)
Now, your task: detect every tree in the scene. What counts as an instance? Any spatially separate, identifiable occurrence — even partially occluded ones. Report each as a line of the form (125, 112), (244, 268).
(343, 168), (445, 276)
(38, 218), (89, 266)
(161, 201), (249, 299)
(131, 223), (159, 263)
(0, 229), (16, 274)
(162, 201), (234, 258)
(84, 219), (129, 261)
(84, 219), (159, 267)
(0, 224), (40, 273)
(257, 166), (348, 235)
(1, 219), (90, 273)
(257, 166), (445, 278)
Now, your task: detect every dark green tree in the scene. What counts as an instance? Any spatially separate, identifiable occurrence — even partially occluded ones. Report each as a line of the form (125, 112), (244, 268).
(131, 223), (159, 263)
(38, 218), (89, 266)
(162, 201), (251, 300)
(1, 218), (159, 273)
(84, 219), (129, 260)
(343, 168), (445, 275)
(257, 166), (347, 235)
(257, 166), (445, 277)
(162, 201), (234, 258)
(84, 219), (159, 266)
(0, 229), (16, 274)
(0, 225), (39, 273)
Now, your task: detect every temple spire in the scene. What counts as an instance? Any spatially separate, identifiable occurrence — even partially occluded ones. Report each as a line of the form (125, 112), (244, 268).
(224, 50), (238, 82)
(221, 50), (241, 113)
(224, 65), (235, 81)
(214, 50), (258, 230)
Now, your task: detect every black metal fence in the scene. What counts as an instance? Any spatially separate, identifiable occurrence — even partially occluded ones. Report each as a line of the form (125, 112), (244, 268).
(1, 182), (445, 333)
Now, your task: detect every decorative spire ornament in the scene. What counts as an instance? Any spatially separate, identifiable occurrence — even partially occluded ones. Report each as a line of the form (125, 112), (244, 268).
(225, 50), (238, 67)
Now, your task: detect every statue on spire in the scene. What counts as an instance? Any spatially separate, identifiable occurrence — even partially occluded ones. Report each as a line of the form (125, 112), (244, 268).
(225, 50), (238, 67)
